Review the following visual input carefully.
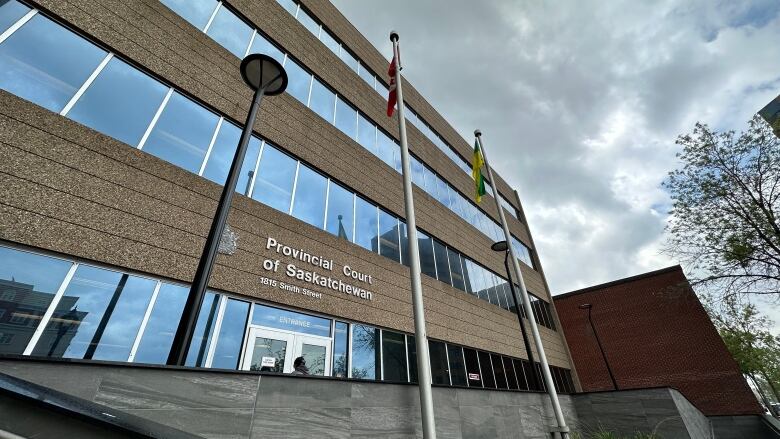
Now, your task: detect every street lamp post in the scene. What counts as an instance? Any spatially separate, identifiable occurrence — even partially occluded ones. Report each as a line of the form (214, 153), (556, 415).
(167, 54), (287, 366)
(578, 303), (618, 390)
(491, 240), (540, 390)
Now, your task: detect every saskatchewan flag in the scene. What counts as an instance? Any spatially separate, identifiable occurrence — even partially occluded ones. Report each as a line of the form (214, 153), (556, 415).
(472, 140), (486, 203)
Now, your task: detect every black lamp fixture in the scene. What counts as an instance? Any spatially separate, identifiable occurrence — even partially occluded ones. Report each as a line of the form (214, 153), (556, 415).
(579, 303), (618, 390)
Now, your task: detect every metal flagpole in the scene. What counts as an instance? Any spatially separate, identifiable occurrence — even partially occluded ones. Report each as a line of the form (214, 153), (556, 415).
(475, 130), (570, 439)
(390, 30), (437, 439)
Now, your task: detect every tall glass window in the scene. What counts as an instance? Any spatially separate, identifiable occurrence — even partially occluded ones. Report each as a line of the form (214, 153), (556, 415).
(417, 230), (437, 279)
(353, 197), (378, 252)
(399, 221), (409, 267)
(283, 59), (311, 105)
(159, 0), (219, 30)
(448, 248), (465, 291)
(432, 239), (451, 286)
(381, 330), (407, 382)
(448, 345), (467, 386)
(325, 181), (354, 241)
(142, 92), (219, 174)
(464, 348), (482, 387)
(351, 324), (379, 380)
(358, 64), (375, 88)
(513, 358), (529, 390)
(334, 98), (357, 139)
(132, 282), (188, 364)
(434, 177), (449, 206)
(407, 334), (417, 383)
(308, 79), (335, 123)
(378, 209), (400, 262)
(31, 266), (156, 360)
(376, 131), (396, 168)
(429, 340), (450, 385)
(201, 120), (241, 185)
(479, 351), (496, 388)
(185, 292), (220, 367)
(66, 58), (169, 147)
(237, 137), (262, 196)
(247, 32), (284, 64)
(491, 353), (508, 389)
(332, 321), (348, 378)
(0, 14), (107, 112)
(291, 164), (327, 228)
(0, 1), (30, 35)
(205, 5), (252, 57)
(356, 113), (376, 154)
(0, 247), (72, 355)
(462, 258), (475, 295)
(411, 156), (425, 187)
(252, 144), (297, 213)
(210, 298), (249, 369)
(339, 48), (359, 73)
(422, 166), (437, 198)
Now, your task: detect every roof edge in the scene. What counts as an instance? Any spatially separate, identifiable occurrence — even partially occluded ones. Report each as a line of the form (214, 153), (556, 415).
(553, 265), (684, 300)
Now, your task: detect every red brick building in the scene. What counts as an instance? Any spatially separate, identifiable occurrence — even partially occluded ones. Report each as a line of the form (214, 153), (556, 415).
(554, 265), (762, 416)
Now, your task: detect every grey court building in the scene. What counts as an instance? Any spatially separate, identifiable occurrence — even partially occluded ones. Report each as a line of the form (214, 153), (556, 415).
(0, 1), (762, 438)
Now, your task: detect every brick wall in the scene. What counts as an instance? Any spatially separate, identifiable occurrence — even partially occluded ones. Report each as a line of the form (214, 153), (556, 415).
(554, 266), (762, 416)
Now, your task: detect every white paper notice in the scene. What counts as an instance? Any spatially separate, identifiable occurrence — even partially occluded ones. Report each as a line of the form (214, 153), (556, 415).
(261, 356), (276, 368)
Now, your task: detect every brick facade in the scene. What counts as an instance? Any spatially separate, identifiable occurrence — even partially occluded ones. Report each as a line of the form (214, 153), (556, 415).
(554, 266), (762, 416)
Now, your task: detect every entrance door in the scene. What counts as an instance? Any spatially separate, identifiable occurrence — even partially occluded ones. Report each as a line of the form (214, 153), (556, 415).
(241, 327), (331, 376)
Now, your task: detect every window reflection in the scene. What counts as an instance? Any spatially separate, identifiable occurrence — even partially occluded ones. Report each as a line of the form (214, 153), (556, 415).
(492, 353), (508, 389)
(376, 131), (396, 168)
(132, 282), (187, 364)
(252, 144), (297, 213)
(31, 266), (156, 361)
(308, 79), (335, 123)
(160, 0), (218, 30)
(0, 0), (29, 35)
(0, 14), (106, 112)
(332, 321), (348, 377)
(334, 98), (356, 139)
(325, 182), (354, 241)
(67, 58), (169, 147)
(399, 220), (409, 267)
(381, 330), (407, 382)
(296, 7), (320, 36)
(185, 292), (219, 367)
(351, 324), (378, 379)
(432, 239), (451, 286)
(237, 137), (263, 196)
(142, 91), (219, 174)
(448, 249), (465, 291)
(417, 230), (437, 279)
(356, 113), (376, 154)
(0, 247), (72, 355)
(201, 120), (240, 184)
(407, 334), (417, 383)
(479, 351), (496, 388)
(448, 345), (468, 386)
(205, 5), (252, 57)
(464, 348), (482, 387)
(353, 197), (377, 252)
(283, 59), (311, 104)
(247, 32), (284, 64)
(291, 164), (327, 228)
(429, 340), (450, 385)
(319, 29), (340, 55)
(211, 298), (249, 369)
(378, 209), (400, 263)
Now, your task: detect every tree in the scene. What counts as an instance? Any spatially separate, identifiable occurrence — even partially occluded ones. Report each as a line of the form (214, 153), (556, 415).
(704, 296), (780, 408)
(663, 115), (780, 299)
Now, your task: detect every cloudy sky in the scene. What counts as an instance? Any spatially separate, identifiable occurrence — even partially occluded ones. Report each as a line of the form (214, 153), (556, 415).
(330, 0), (780, 328)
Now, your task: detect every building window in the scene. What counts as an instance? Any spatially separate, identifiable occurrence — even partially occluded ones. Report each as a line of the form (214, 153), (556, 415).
(308, 79), (336, 123)
(210, 298), (250, 370)
(491, 353), (508, 389)
(159, 0), (218, 30)
(479, 351), (497, 388)
(332, 321), (348, 378)
(252, 144), (297, 214)
(353, 197), (378, 253)
(334, 97), (357, 140)
(205, 4), (253, 58)
(132, 282), (188, 364)
(247, 31), (284, 64)
(448, 249), (466, 291)
(417, 230), (437, 279)
(351, 324), (379, 380)
(464, 348), (482, 387)
(447, 345), (468, 386)
(504, 356), (519, 390)
(407, 334), (417, 383)
(381, 330), (407, 382)
(283, 58), (312, 105)
(378, 209), (400, 263)
(325, 181), (355, 241)
(0, 0), (30, 35)
(291, 164), (328, 228)
(432, 239), (451, 286)
(185, 292), (220, 367)
(429, 340), (450, 385)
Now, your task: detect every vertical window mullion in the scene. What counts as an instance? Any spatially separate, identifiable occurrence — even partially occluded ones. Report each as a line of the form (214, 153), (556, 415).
(0, 8), (37, 45)
(137, 87), (173, 150)
(322, 179), (331, 229)
(395, 217), (401, 263)
(288, 161), (301, 215)
(378, 329), (384, 380)
(22, 262), (79, 355)
(244, 29), (257, 58)
(404, 334), (410, 382)
(474, 349), (484, 388)
(60, 52), (114, 116)
(246, 140), (265, 198)
(204, 294), (228, 368)
(305, 75), (314, 107)
(128, 280), (162, 362)
(199, 116), (224, 176)
(444, 342), (452, 386)
(462, 347), (469, 387)
(347, 323), (353, 378)
(202, 1), (222, 32)
(237, 303), (255, 370)
(351, 193), (357, 243)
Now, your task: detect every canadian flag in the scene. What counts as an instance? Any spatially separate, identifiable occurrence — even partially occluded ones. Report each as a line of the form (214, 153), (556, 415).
(386, 55), (397, 117)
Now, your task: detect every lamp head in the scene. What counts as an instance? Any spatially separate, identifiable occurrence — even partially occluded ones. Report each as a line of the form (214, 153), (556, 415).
(491, 241), (509, 252)
(240, 54), (287, 95)
(390, 30), (399, 42)
(474, 129), (482, 137)
(578, 303), (592, 310)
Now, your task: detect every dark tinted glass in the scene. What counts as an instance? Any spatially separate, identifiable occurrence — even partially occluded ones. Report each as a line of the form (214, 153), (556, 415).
(0, 247), (72, 355)
(479, 351), (496, 388)
(491, 353), (508, 389)
(210, 299), (249, 369)
(429, 340), (449, 385)
(252, 144), (297, 213)
(432, 239), (451, 285)
(143, 92), (219, 174)
(417, 230), (437, 279)
(201, 120), (241, 185)
(332, 321), (348, 378)
(448, 248), (465, 291)
(32, 266), (156, 360)
(464, 348), (482, 387)
(160, 0), (218, 30)
(354, 197), (377, 252)
(378, 209), (400, 262)
(67, 58), (168, 147)
(447, 345), (467, 386)
(407, 334), (417, 383)
(514, 358), (529, 390)
(133, 282), (188, 364)
(0, 0), (29, 35)
(0, 14), (106, 112)
(381, 330), (407, 382)
(206, 6), (252, 57)
(325, 182), (354, 241)
(185, 292), (220, 367)
(291, 164), (327, 228)
(504, 357), (519, 390)
(351, 324), (379, 380)
(308, 79), (335, 123)
(283, 59), (311, 104)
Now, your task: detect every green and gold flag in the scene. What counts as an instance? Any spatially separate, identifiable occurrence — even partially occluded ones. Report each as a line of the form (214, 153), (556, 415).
(472, 140), (486, 203)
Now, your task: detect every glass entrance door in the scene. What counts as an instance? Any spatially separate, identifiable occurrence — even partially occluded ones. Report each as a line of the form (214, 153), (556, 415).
(241, 327), (331, 375)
